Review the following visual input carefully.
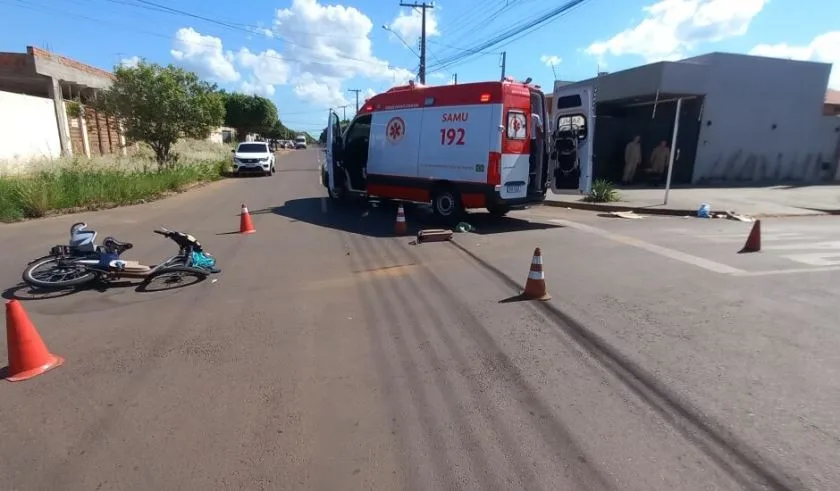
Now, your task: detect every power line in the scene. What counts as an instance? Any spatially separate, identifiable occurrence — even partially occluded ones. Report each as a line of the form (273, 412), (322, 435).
(426, 0), (593, 75)
(4, 0), (410, 75)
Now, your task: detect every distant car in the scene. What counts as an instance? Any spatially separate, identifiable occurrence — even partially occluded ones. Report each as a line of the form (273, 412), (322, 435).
(231, 141), (275, 177)
(294, 136), (307, 149)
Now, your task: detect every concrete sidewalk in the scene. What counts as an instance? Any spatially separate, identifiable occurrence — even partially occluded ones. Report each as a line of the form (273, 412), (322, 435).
(545, 185), (840, 217)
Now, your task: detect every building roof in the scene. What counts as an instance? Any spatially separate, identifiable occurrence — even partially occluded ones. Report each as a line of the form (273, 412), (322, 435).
(826, 89), (840, 105)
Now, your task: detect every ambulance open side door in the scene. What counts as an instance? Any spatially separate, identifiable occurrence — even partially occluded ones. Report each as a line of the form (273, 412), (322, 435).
(325, 109), (342, 194)
(548, 86), (595, 194)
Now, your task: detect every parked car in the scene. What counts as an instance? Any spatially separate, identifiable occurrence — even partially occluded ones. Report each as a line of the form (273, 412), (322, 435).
(231, 141), (275, 177)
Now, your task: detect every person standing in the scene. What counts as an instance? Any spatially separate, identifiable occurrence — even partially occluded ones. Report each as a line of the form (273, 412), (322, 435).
(649, 140), (671, 181)
(622, 135), (641, 184)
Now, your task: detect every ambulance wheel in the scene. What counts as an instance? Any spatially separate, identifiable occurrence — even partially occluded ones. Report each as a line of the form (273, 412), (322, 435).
(431, 187), (463, 223)
(487, 205), (510, 217)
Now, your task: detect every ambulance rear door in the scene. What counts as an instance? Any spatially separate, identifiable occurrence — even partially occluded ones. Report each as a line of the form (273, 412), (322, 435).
(325, 109), (342, 192)
(548, 86), (595, 194)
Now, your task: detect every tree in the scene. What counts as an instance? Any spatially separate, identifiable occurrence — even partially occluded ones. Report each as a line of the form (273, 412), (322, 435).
(95, 61), (224, 167)
(222, 93), (278, 140)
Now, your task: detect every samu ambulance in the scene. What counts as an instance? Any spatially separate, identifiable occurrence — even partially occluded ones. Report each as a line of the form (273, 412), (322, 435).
(322, 77), (594, 221)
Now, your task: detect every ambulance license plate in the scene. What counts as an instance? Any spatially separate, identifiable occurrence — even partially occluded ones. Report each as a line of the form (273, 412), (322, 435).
(505, 183), (524, 194)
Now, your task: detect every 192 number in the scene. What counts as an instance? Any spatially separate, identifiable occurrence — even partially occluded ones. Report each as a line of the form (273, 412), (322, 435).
(440, 128), (465, 145)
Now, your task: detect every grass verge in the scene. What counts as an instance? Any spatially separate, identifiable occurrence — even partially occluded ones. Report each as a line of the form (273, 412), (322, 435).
(0, 140), (231, 223)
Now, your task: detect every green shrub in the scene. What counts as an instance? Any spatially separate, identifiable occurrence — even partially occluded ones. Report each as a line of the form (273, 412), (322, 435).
(584, 178), (621, 203)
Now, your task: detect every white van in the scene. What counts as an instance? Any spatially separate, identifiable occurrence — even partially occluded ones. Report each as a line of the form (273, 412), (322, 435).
(294, 135), (307, 149)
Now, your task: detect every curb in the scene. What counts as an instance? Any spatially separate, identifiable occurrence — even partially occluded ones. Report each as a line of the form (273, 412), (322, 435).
(542, 200), (830, 219)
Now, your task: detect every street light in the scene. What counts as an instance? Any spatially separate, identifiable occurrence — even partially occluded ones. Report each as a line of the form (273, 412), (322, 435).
(382, 25), (420, 58)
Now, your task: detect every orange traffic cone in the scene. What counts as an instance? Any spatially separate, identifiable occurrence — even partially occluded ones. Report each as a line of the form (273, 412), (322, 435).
(739, 220), (761, 253)
(240, 203), (256, 234)
(4, 299), (64, 382)
(395, 204), (407, 235)
(522, 248), (551, 300)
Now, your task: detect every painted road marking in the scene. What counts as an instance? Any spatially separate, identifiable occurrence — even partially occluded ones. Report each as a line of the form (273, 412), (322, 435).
(549, 219), (745, 275)
(665, 228), (815, 243)
(549, 218), (840, 276)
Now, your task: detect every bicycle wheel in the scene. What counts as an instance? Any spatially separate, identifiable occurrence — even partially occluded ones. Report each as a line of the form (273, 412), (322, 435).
(22, 256), (97, 289)
(139, 266), (208, 292)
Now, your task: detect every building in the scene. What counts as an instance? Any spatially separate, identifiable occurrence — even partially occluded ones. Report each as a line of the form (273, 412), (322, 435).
(825, 89), (840, 116)
(554, 52), (840, 185)
(0, 46), (126, 172)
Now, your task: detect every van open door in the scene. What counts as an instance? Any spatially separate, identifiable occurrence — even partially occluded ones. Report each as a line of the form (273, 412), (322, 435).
(548, 86), (595, 194)
(324, 109), (342, 196)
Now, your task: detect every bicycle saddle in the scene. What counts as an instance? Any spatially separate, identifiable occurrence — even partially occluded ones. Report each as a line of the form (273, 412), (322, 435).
(102, 236), (133, 253)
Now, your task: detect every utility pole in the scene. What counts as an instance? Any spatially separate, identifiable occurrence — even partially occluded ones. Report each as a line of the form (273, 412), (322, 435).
(399, 1), (434, 84)
(347, 89), (361, 113)
(336, 104), (348, 121)
(453, 73), (457, 84)
(500, 51), (506, 81)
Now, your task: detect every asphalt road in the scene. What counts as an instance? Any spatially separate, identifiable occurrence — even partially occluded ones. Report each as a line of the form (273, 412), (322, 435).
(0, 149), (837, 490)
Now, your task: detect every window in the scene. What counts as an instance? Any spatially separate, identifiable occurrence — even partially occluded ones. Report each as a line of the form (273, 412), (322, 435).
(345, 115), (372, 143)
(506, 111), (527, 140)
(555, 114), (587, 141)
(556, 94), (582, 110)
(237, 143), (268, 153)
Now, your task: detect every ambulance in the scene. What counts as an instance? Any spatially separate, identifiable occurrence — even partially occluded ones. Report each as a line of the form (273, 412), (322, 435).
(322, 77), (594, 221)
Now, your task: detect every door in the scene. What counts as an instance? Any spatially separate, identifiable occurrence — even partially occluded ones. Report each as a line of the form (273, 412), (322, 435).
(548, 87), (595, 194)
(325, 110), (341, 191)
(341, 115), (372, 191)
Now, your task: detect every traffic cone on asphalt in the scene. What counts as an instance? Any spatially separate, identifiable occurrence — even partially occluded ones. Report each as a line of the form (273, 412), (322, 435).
(522, 248), (551, 301)
(4, 299), (64, 382)
(395, 204), (407, 235)
(739, 220), (761, 253)
(240, 203), (256, 234)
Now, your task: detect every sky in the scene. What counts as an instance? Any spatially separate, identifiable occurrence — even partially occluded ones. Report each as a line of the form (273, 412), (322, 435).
(3, 0), (839, 136)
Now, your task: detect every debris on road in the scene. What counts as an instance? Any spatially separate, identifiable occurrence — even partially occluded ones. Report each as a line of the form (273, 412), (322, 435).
(454, 222), (475, 232)
(607, 211), (645, 219)
(416, 229), (453, 243)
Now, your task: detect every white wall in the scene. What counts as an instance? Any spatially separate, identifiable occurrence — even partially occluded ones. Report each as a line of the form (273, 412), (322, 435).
(0, 90), (60, 173)
(692, 54), (838, 183)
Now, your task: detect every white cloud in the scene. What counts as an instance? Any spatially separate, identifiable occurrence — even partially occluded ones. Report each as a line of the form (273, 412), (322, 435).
(235, 48), (291, 96)
(387, 7), (440, 47)
(585, 0), (768, 63)
(540, 55), (561, 67)
(293, 73), (348, 107)
(750, 31), (840, 89)
(170, 27), (240, 83)
(271, 0), (415, 106)
(168, 1), (415, 108)
(363, 88), (377, 100)
(120, 55), (140, 68)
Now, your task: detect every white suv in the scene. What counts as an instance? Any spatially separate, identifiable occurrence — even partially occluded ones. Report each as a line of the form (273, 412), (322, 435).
(231, 141), (275, 177)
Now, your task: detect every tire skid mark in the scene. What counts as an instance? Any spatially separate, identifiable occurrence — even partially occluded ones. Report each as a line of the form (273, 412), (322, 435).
(337, 231), (416, 489)
(395, 240), (616, 491)
(345, 233), (461, 490)
(448, 239), (804, 491)
(371, 237), (504, 491)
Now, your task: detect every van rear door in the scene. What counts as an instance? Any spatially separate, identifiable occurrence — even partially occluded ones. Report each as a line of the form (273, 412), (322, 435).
(548, 86), (595, 194)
